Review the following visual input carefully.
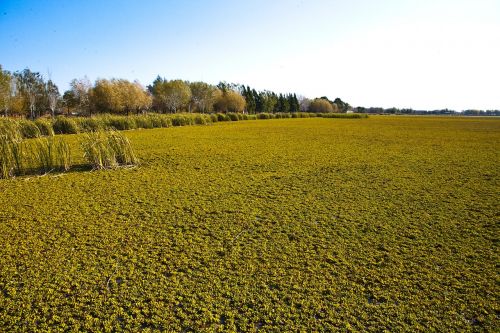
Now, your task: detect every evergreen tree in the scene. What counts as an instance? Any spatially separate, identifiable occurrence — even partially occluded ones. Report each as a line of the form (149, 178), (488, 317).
(253, 89), (263, 113)
(242, 85), (256, 114)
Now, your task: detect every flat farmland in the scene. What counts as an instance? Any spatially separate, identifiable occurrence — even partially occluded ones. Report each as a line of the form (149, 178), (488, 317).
(0, 116), (498, 332)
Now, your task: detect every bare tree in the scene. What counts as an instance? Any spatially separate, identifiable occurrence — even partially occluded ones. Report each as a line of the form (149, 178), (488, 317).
(70, 76), (92, 115)
(15, 69), (45, 119)
(46, 80), (60, 117)
(298, 95), (311, 112)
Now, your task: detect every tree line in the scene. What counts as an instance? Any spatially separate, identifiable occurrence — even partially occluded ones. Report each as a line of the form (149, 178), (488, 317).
(0, 65), (351, 119)
(354, 106), (500, 116)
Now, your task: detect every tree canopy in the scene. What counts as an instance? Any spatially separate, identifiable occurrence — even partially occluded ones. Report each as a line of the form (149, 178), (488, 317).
(0, 64), (355, 118)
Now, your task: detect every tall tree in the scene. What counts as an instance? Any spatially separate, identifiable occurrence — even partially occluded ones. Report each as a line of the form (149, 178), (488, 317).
(333, 97), (350, 113)
(70, 76), (92, 115)
(261, 91), (277, 113)
(152, 79), (191, 113)
(298, 95), (311, 112)
(289, 94), (299, 113)
(189, 82), (218, 113)
(62, 90), (78, 115)
(214, 89), (246, 113)
(46, 80), (60, 117)
(92, 79), (151, 114)
(15, 69), (45, 119)
(308, 98), (334, 113)
(241, 86), (256, 114)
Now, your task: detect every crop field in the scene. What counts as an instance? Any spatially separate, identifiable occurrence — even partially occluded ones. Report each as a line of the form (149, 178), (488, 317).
(0, 116), (498, 332)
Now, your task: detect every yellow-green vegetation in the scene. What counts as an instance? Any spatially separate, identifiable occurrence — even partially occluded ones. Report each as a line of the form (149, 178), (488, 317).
(0, 117), (498, 331)
(81, 130), (138, 170)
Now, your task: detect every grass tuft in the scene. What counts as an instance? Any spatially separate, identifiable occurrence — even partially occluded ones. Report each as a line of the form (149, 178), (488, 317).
(81, 130), (138, 170)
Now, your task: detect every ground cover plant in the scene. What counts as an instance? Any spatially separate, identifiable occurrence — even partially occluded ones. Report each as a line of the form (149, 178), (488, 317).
(0, 116), (498, 331)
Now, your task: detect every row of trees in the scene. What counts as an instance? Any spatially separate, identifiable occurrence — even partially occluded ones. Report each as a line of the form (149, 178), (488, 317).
(0, 66), (61, 118)
(0, 65), (351, 118)
(354, 107), (500, 116)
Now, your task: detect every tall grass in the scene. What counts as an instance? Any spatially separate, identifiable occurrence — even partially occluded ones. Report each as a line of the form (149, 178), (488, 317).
(53, 116), (79, 134)
(30, 136), (72, 173)
(34, 119), (55, 136)
(74, 117), (102, 132)
(18, 119), (41, 138)
(107, 131), (138, 166)
(81, 130), (138, 170)
(0, 121), (24, 178)
(2, 112), (368, 139)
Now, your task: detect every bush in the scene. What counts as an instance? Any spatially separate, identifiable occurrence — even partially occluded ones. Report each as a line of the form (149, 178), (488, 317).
(217, 113), (230, 122)
(134, 115), (154, 129)
(194, 115), (204, 125)
(103, 115), (136, 130)
(159, 115), (173, 128)
(53, 117), (79, 134)
(228, 113), (239, 121)
(171, 115), (194, 126)
(210, 114), (218, 123)
(257, 113), (271, 119)
(75, 117), (103, 132)
(146, 114), (165, 128)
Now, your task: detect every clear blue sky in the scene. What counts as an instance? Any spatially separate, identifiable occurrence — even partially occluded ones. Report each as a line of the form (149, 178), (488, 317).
(1, 0), (499, 110)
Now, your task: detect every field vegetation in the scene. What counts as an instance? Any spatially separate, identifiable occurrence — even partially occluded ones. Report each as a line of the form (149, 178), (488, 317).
(0, 116), (498, 331)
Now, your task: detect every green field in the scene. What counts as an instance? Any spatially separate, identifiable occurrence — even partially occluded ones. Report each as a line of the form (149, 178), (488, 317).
(0, 116), (498, 332)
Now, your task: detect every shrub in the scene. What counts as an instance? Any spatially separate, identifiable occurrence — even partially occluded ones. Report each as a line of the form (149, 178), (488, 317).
(227, 113), (239, 121)
(134, 115), (154, 129)
(194, 114), (207, 125)
(217, 113), (230, 122)
(53, 117), (79, 134)
(210, 114), (218, 123)
(75, 117), (103, 132)
(159, 115), (173, 128)
(257, 113), (271, 119)
(104, 115), (136, 130)
(146, 114), (165, 128)
(172, 115), (194, 126)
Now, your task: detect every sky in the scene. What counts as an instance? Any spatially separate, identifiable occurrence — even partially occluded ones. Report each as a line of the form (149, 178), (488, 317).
(1, 0), (499, 110)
